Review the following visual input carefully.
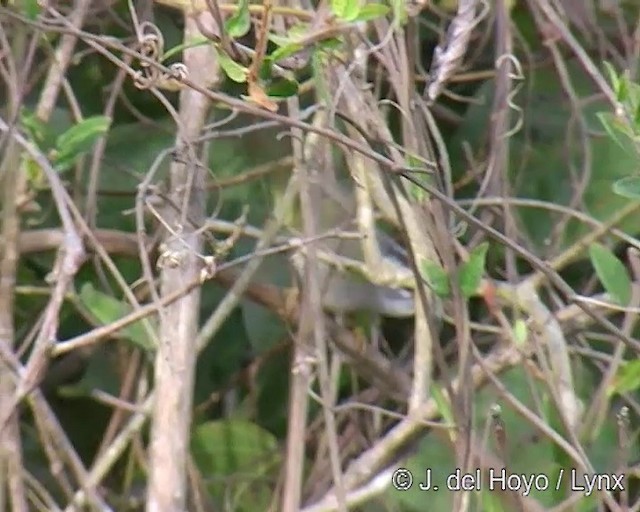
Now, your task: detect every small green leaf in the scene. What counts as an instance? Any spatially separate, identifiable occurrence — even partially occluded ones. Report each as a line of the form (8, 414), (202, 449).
(266, 77), (299, 98)
(53, 115), (111, 172)
(22, 0), (41, 20)
(20, 109), (48, 145)
(287, 23), (309, 40)
(259, 58), (274, 80)
(420, 259), (450, 298)
(217, 50), (248, 83)
(191, 420), (281, 510)
(191, 420), (280, 476)
(331, 0), (360, 21)
(613, 176), (640, 199)
(78, 283), (155, 352)
(23, 156), (45, 189)
(589, 243), (632, 305)
(270, 42), (304, 63)
(316, 38), (343, 53)
(351, 3), (390, 21)
(608, 359), (640, 396)
(408, 183), (426, 201)
(459, 242), (489, 298)
(330, 0), (346, 18)
(405, 153), (422, 169)
(225, 0), (251, 38)
(431, 386), (454, 427)
(268, 34), (293, 47)
(597, 111), (636, 154)
(602, 61), (622, 101)
(512, 319), (527, 346)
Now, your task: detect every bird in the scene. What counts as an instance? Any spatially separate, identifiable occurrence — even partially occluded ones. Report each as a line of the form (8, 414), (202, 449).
(284, 175), (416, 318)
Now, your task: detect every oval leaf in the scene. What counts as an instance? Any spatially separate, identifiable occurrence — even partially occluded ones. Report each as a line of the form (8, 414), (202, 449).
(217, 50), (248, 83)
(589, 243), (632, 305)
(420, 259), (450, 298)
(191, 420), (280, 476)
(597, 111), (636, 154)
(352, 3), (390, 21)
(78, 283), (155, 352)
(513, 319), (527, 346)
(191, 419), (281, 510)
(612, 176), (640, 199)
(331, 0), (360, 21)
(266, 77), (299, 98)
(459, 242), (489, 298)
(20, 109), (49, 144)
(54, 115), (111, 171)
(22, 0), (41, 20)
(270, 42), (304, 63)
(608, 359), (640, 396)
(225, 0), (251, 38)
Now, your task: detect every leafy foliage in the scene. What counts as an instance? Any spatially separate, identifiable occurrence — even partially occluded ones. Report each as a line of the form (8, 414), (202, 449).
(459, 242), (489, 298)
(589, 243), (632, 306)
(52, 116), (112, 172)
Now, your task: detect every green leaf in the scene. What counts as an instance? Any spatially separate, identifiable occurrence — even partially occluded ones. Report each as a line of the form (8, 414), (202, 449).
(330, 0), (360, 21)
(458, 242), (489, 298)
(191, 420), (281, 511)
(270, 42), (304, 63)
(512, 319), (527, 346)
(22, 0), (41, 20)
(351, 3), (390, 21)
(405, 154), (435, 201)
(225, 0), (251, 38)
(589, 243), (632, 305)
(78, 283), (155, 352)
(191, 419), (280, 474)
(420, 259), (450, 298)
(259, 58), (274, 80)
(268, 34), (293, 47)
(608, 359), (640, 396)
(597, 111), (636, 154)
(20, 109), (49, 145)
(316, 38), (343, 53)
(612, 176), (640, 199)
(23, 156), (46, 189)
(53, 115), (111, 172)
(266, 77), (299, 98)
(602, 61), (622, 101)
(431, 385), (454, 427)
(217, 50), (248, 83)
(408, 183), (426, 201)
(287, 23), (309, 40)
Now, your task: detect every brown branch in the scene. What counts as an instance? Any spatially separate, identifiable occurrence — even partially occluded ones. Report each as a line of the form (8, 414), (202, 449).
(144, 12), (218, 511)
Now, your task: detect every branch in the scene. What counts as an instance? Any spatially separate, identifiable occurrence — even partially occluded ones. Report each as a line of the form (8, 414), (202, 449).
(144, 12), (219, 511)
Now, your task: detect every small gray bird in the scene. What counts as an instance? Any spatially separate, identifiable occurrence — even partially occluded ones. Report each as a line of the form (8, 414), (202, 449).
(286, 179), (415, 318)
